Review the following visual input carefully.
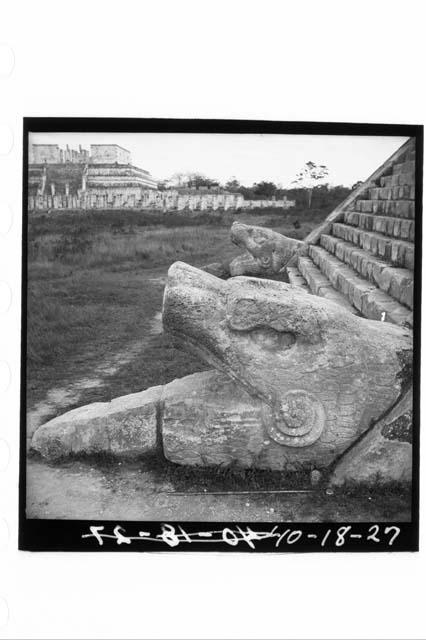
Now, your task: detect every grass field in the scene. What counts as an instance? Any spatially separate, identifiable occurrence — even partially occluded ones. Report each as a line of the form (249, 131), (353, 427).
(27, 206), (323, 411)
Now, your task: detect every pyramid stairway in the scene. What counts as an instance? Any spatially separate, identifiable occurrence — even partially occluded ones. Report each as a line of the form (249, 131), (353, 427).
(287, 138), (416, 328)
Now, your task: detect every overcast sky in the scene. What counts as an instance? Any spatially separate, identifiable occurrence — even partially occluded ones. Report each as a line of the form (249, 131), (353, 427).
(29, 132), (408, 188)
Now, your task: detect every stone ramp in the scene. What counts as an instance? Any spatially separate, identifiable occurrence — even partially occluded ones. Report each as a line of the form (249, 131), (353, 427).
(288, 138), (415, 327)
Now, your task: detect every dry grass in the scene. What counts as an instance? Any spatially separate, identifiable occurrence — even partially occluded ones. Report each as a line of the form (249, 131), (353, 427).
(28, 225), (236, 269)
(26, 207), (325, 406)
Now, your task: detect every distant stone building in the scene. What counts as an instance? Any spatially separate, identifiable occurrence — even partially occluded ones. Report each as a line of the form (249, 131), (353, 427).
(90, 144), (131, 165)
(30, 144), (89, 164)
(27, 143), (295, 211)
(28, 143), (158, 208)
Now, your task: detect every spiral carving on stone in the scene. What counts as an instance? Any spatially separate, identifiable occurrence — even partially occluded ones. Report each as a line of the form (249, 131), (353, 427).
(266, 390), (326, 447)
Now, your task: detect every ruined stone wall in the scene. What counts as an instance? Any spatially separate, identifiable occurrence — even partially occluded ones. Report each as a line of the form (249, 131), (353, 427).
(58, 146), (89, 164)
(87, 164), (157, 189)
(28, 188), (296, 211)
(30, 144), (61, 164)
(29, 144), (89, 164)
(244, 198), (295, 209)
(90, 144), (131, 165)
(28, 164), (85, 196)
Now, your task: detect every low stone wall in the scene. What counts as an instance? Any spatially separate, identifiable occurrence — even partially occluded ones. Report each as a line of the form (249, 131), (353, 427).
(28, 189), (295, 212)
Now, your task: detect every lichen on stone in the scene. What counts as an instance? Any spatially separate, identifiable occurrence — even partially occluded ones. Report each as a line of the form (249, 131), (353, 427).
(396, 348), (413, 392)
(382, 411), (412, 443)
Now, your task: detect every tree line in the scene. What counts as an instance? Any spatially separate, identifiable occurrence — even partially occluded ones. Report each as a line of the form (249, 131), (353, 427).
(158, 162), (362, 210)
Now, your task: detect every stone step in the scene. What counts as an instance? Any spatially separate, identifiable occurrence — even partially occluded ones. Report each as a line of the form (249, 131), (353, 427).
(380, 161), (415, 187)
(320, 234), (413, 309)
(344, 211), (415, 241)
(392, 160), (415, 176)
(297, 256), (359, 315)
(286, 265), (310, 291)
(380, 174), (403, 188)
(308, 245), (412, 327)
(368, 179), (415, 200)
(353, 197), (414, 217)
(331, 222), (414, 270)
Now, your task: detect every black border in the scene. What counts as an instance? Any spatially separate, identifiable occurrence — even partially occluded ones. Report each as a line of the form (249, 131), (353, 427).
(19, 119), (423, 552)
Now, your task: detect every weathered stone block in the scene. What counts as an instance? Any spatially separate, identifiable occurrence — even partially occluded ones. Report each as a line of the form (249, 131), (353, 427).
(394, 200), (415, 218)
(368, 187), (381, 200)
(396, 219), (411, 241)
(286, 266), (310, 290)
(31, 386), (162, 461)
(390, 217), (401, 237)
(376, 187), (393, 200)
(398, 172), (415, 186)
(345, 211), (359, 226)
(401, 160), (415, 174)
(330, 390), (412, 486)
(162, 371), (267, 468)
(376, 267), (413, 309)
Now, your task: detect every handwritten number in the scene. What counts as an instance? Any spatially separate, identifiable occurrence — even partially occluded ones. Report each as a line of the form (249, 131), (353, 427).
(287, 530), (303, 545)
(335, 526), (351, 547)
(222, 528), (239, 546)
(321, 529), (331, 547)
(384, 526), (400, 546)
(113, 525), (131, 545)
(159, 524), (180, 547)
(367, 525), (380, 543)
(82, 523), (402, 549)
(88, 526), (105, 546)
(275, 528), (291, 547)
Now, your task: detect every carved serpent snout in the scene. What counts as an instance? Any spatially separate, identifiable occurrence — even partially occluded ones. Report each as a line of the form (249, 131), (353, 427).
(230, 222), (307, 276)
(231, 222), (274, 258)
(231, 222), (277, 272)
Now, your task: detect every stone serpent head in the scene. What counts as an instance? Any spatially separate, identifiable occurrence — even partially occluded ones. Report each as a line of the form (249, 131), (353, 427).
(229, 222), (306, 276)
(163, 261), (412, 450)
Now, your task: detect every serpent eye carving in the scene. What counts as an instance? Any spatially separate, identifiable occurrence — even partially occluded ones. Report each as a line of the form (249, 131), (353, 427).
(259, 258), (272, 269)
(249, 327), (296, 351)
(265, 390), (326, 447)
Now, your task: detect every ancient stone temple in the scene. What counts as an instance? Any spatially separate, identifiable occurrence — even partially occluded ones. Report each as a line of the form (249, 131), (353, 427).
(28, 143), (158, 209)
(286, 138), (415, 328)
(31, 138), (416, 486)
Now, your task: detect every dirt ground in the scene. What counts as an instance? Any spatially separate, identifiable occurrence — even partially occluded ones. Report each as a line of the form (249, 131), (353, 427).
(26, 459), (411, 522)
